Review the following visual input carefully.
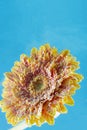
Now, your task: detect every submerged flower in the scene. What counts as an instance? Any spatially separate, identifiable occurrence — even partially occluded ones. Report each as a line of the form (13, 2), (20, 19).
(0, 44), (83, 127)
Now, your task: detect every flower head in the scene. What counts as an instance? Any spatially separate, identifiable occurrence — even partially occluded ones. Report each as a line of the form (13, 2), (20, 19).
(0, 44), (83, 126)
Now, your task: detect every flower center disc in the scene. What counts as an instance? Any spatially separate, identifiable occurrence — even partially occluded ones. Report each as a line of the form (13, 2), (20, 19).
(33, 79), (43, 91)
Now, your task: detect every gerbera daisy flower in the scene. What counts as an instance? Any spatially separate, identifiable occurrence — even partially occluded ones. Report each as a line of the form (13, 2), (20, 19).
(0, 44), (83, 127)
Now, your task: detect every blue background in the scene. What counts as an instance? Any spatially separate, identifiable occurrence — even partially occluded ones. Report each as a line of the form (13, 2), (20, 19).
(0, 0), (87, 130)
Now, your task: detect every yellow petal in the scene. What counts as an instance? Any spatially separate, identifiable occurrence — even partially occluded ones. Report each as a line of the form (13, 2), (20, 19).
(46, 114), (54, 125)
(59, 103), (67, 113)
(69, 87), (76, 95)
(48, 107), (56, 117)
(56, 102), (67, 113)
(63, 96), (74, 106)
(35, 119), (42, 126)
(73, 81), (80, 89)
(51, 47), (58, 56)
(71, 73), (84, 82)
(20, 54), (27, 61)
(29, 115), (36, 125)
(61, 50), (70, 57)
(44, 43), (50, 49)
(31, 48), (38, 57)
(39, 116), (45, 123)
